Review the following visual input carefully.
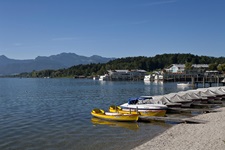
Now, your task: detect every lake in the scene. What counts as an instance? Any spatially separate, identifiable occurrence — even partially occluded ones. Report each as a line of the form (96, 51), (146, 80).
(0, 78), (192, 150)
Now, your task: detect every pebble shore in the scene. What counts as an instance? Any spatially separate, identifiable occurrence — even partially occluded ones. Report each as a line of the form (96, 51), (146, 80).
(133, 107), (225, 150)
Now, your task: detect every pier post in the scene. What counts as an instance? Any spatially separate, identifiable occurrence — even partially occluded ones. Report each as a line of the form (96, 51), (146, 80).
(217, 76), (219, 87)
(191, 77), (195, 88)
(203, 77), (205, 88)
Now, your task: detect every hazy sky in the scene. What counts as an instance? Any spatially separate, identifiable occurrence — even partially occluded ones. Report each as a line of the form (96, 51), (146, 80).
(0, 0), (224, 59)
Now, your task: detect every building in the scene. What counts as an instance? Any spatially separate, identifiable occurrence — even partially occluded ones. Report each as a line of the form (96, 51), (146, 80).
(165, 64), (209, 73)
(106, 69), (147, 80)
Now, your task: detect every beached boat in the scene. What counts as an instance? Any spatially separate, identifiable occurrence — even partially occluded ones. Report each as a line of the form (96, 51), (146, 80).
(120, 97), (168, 110)
(118, 98), (168, 116)
(196, 88), (221, 103)
(109, 105), (167, 117)
(177, 91), (202, 104)
(209, 87), (225, 100)
(164, 93), (193, 107)
(91, 108), (138, 122)
(150, 95), (182, 108)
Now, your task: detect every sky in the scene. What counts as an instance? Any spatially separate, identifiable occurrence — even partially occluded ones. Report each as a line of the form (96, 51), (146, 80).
(0, 0), (225, 60)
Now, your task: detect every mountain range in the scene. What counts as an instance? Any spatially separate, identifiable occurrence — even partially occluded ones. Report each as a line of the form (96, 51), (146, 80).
(0, 53), (115, 75)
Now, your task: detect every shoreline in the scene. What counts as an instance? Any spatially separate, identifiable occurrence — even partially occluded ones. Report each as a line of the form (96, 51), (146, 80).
(133, 107), (225, 150)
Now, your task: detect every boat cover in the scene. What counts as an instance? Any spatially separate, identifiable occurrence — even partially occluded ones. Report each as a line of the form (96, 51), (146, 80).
(128, 97), (139, 104)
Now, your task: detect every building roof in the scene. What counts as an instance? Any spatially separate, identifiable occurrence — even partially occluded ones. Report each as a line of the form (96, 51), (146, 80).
(167, 64), (209, 69)
(108, 69), (146, 73)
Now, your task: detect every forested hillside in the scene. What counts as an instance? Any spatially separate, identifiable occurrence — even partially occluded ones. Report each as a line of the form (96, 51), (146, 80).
(16, 53), (225, 78)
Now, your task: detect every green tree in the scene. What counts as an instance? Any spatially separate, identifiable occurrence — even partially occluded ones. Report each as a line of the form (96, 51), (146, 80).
(208, 63), (218, 70)
(217, 64), (225, 72)
(185, 62), (193, 70)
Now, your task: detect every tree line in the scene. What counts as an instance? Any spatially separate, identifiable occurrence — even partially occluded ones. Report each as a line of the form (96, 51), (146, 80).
(16, 53), (225, 78)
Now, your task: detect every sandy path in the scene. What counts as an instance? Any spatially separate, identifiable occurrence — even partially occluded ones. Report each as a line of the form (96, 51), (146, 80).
(133, 107), (225, 150)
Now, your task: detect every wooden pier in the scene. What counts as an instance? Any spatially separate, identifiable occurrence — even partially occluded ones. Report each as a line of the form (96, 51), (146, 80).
(163, 73), (225, 88)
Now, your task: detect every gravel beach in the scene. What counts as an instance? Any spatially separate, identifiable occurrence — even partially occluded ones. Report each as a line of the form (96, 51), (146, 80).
(133, 107), (225, 150)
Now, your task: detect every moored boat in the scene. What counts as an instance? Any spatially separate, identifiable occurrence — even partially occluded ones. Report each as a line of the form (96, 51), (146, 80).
(91, 108), (138, 122)
(177, 82), (191, 86)
(118, 98), (168, 116)
(109, 105), (167, 117)
(144, 75), (152, 81)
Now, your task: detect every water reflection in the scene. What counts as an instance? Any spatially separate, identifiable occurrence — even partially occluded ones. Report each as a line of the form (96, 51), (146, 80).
(144, 81), (164, 85)
(91, 117), (139, 130)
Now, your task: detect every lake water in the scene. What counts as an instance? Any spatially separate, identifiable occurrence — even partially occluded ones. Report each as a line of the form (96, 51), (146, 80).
(0, 78), (192, 150)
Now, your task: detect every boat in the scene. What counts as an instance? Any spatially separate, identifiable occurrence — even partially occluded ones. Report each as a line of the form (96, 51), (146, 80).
(177, 91), (202, 104)
(144, 75), (152, 81)
(119, 97), (168, 116)
(177, 82), (191, 87)
(109, 105), (167, 117)
(151, 95), (182, 108)
(91, 108), (138, 122)
(99, 74), (109, 81)
(221, 78), (225, 83)
(164, 93), (193, 107)
(93, 76), (99, 80)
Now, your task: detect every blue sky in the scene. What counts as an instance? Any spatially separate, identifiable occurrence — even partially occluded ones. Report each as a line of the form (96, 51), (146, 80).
(0, 0), (224, 59)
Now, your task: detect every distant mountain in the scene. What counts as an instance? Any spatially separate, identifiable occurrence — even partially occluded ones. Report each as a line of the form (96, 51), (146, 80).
(0, 53), (115, 75)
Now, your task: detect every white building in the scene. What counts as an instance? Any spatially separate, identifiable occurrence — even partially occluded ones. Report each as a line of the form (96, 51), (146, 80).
(165, 64), (209, 73)
(106, 69), (147, 80)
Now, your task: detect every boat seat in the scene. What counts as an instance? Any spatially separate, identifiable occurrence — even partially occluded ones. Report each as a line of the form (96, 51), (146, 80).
(105, 112), (120, 116)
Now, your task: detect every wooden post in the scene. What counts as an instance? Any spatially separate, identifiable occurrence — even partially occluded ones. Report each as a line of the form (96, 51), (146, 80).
(217, 76), (219, 87)
(191, 76), (195, 88)
(203, 77), (205, 88)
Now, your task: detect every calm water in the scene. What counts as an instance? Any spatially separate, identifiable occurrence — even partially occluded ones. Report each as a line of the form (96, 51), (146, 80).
(0, 78), (191, 150)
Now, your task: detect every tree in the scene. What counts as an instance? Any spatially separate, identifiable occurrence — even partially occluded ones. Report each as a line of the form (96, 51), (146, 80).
(185, 62), (193, 70)
(208, 63), (218, 70)
(217, 64), (225, 73)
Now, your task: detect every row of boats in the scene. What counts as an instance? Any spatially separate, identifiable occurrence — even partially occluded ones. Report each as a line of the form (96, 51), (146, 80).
(91, 86), (225, 122)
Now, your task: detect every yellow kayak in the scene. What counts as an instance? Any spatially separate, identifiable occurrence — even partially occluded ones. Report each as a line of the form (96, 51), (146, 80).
(91, 108), (138, 122)
(109, 105), (166, 117)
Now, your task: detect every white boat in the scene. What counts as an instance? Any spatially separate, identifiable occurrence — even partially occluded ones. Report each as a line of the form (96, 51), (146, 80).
(177, 91), (202, 104)
(93, 76), (99, 80)
(164, 93), (193, 107)
(144, 75), (151, 81)
(120, 97), (168, 110)
(221, 78), (225, 83)
(177, 82), (191, 86)
(99, 74), (109, 81)
(150, 95), (182, 107)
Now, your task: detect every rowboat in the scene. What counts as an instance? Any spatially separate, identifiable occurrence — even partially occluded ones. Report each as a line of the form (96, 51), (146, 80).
(109, 105), (167, 117)
(91, 108), (139, 122)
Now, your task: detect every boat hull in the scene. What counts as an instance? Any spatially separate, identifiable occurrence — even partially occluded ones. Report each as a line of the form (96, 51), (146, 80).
(109, 105), (167, 117)
(120, 103), (168, 110)
(91, 108), (138, 122)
